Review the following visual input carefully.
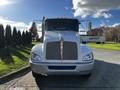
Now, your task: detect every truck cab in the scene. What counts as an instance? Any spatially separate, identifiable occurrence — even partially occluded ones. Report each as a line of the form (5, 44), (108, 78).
(30, 18), (94, 78)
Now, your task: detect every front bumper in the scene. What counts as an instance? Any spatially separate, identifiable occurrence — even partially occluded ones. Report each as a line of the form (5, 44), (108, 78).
(30, 60), (94, 75)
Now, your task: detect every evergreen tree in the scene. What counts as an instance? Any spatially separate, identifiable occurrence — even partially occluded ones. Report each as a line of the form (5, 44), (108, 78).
(22, 31), (26, 45)
(17, 31), (22, 45)
(28, 31), (32, 44)
(25, 31), (29, 44)
(12, 27), (18, 45)
(29, 22), (38, 40)
(5, 25), (12, 46)
(0, 24), (5, 48)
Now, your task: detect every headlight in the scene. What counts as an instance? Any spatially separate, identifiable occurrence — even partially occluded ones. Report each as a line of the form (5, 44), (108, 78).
(31, 52), (42, 62)
(82, 53), (93, 61)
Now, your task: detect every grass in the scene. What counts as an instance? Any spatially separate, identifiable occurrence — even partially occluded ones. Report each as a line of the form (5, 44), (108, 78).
(0, 44), (35, 76)
(87, 43), (120, 51)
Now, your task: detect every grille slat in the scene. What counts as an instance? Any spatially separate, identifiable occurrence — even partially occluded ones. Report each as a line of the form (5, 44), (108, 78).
(46, 41), (78, 60)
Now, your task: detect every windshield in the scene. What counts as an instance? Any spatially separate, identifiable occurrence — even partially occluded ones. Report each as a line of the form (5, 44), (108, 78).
(45, 19), (79, 32)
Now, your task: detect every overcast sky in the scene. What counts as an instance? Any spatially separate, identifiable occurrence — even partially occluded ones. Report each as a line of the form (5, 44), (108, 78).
(0, 0), (120, 31)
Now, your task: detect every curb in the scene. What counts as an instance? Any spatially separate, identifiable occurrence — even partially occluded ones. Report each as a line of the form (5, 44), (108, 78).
(0, 65), (31, 84)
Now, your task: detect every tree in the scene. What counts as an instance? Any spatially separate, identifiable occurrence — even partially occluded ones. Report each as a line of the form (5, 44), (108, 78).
(105, 30), (112, 41)
(12, 27), (18, 45)
(25, 30), (32, 45)
(28, 31), (32, 44)
(5, 25), (12, 46)
(17, 31), (22, 45)
(0, 24), (5, 48)
(29, 22), (38, 40)
(25, 31), (28, 44)
(22, 31), (26, 45)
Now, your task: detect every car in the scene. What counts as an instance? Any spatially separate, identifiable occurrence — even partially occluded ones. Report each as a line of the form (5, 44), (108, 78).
(29, 17), (94, 78)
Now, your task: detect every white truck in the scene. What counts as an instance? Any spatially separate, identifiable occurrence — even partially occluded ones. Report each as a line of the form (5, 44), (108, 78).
(30, 18), (94, 78)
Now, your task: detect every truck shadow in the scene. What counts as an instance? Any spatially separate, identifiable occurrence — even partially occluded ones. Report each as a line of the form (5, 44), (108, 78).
(35, 59), (120, 90)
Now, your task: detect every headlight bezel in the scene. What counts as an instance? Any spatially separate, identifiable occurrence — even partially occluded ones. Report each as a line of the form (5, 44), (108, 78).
(82, 52), (93, 61)
(31, 52), (42, 62)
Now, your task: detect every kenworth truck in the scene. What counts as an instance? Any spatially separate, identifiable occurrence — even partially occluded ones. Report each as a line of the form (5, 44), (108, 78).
(30, 18), (94, 78)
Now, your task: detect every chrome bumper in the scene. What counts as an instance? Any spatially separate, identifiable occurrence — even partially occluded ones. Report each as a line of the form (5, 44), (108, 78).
(30, 60), (94, 75)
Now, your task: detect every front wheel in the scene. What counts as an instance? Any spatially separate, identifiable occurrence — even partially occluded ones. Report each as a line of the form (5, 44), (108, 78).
(32, 71), (45, 79)
(81, 72), (92, 78)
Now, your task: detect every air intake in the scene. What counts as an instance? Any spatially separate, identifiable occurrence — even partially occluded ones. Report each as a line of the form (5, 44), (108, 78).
(46, 41), (78, 60)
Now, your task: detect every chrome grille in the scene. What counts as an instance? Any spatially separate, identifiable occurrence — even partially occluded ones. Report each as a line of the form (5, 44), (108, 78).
(46, 41), (78, 60)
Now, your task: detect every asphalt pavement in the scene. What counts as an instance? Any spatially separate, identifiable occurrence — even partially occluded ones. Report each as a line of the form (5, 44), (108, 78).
(0, 48), (120, 90)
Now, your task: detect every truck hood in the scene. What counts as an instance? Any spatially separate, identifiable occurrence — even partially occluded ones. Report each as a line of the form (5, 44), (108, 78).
(44, 31), (80, 42)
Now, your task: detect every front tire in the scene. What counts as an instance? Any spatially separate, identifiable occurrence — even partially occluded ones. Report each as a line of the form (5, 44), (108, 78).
(82, 72), (92, 78)
(32, 71), (44, 79)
